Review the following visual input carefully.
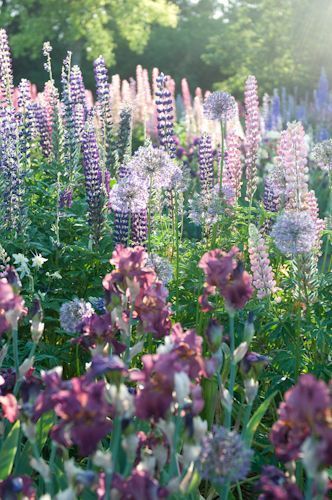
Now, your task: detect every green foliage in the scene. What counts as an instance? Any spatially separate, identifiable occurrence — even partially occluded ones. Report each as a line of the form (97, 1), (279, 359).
(0, 0), (178, 66)
(202, 0), (332, 96)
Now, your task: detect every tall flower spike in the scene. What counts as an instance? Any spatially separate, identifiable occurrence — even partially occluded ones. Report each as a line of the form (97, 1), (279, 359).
(131, 209), (148, 247)
(305, 190), (325, 252)
(244, 75), (261, 200)
(93, 56), (115, 175)
(70, 65), (87, 140)
(82, 117), (104, 243)
(0, 107), (26, 231)
(0, 29), (13, 105)
(198, 133), (214, 195)
(117, 105), (133, 167)
(248, 224), (276, 299)
(155, 72), (177, 158)
(61, 53), (80, 200)
(31, 103), (52, 157)
(277, 122), (309, 211)
(222, 132), (243, 205)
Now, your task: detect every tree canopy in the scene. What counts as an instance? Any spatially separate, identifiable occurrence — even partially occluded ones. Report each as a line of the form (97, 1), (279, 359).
(0, 0), (331, 96)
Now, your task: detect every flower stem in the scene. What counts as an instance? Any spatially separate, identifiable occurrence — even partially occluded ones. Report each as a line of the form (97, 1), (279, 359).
(225, 313), (235, 429)
(12, 323), (19, 375)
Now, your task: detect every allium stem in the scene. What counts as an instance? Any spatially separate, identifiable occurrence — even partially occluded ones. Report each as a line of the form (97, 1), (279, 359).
(225, 313), (236, 429)
(219, 122), (226, 195)
(12, 323), (19, 375)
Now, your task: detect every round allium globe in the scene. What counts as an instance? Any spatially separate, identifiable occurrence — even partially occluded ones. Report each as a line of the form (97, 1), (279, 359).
(271, 211), (317, 255)
(312, 139), (332, 171)
(146, 254), (173, 285)
(203, 91), (237, 122)
(196, 426), (253, 486)
(60, 298), (94, 333)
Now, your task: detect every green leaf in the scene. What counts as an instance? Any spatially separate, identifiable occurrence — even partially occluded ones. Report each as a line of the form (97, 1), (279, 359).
(36, 411), (54, 449)
(0, 420), (21, 480)
(243, 392), (277, 446)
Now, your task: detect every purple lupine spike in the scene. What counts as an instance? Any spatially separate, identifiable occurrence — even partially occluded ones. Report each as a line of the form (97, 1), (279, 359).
(0, 29), (13, 105)
(17, 79), (35, 168)
(244, 75), (261, 201)
(17, 79), (31, 111)
(70, 65), (87, 139)
(61, 54), (81, 200)
(155, 72), (177, 158)
(94, 56), (111, 105)
(82, 117), (104, 242)
(0, 107), (25, 230)
(93, 56), (115, 175)
(31, 103), (52, 157)
(113, 211), (130, 245)
(131, 209), (148, 247)
(262, 175), (281, 233)
(315, 68), (329, 112)
(198, 133), (214, 195)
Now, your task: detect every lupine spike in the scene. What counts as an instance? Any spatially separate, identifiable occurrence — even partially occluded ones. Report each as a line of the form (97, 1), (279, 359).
(155, 72), (177, 158)
(244, 75), (261, 201)
(0, 107), (26, 231)
(117, 106), (133, 167)
(131, 209), (148, 247)
(276, 122), (309, 211)
(198, 133), (214, 195)
(82, 116), (104, 243)
(93, 56), (116, 175)
(0, 29), (13, 105)
(222, 133), (243, 205)
(248, 224), (276, 299)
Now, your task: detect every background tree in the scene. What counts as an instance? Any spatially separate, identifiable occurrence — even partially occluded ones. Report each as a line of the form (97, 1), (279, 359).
(202, 0), (332, 96)
(0, 0), (179, 86)
(112, 0), (222, 90)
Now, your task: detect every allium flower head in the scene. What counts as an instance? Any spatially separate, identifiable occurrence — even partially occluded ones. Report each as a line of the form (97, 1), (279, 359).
(203, 91), (237, 122)
(312, 139), (332, 171)
(271, 211), (316, 255)
(60, 299), (94, 333)
(129, 144), (182, 191)
(146, 254), (173, 285)
(188, 188), (225, 227)
(109, 175), (148, 214)
(197, 426), (253, 486)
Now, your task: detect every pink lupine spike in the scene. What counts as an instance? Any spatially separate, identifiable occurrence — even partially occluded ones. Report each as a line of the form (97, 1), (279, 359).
(222, 132), (243, 205)
(248, 224), (276, 299)
(276, 122), (309, 211)
(244, 75), (261, 201)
